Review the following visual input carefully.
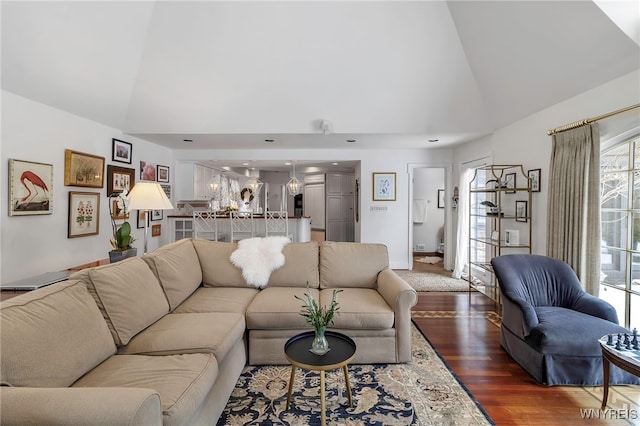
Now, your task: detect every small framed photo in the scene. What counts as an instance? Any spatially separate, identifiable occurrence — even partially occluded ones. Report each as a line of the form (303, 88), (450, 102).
(437, 189), (445, 208)
(8, 159), (54, 216)
(157, 165), (170, 183)
(137, 210), (149, 229)
(64, 149), (105, 188)
(140, 161), (157, 181)
(505, 173), (516, 193)
(151, 224), (161, 237)
(528, 168), (541, 192)
(68, 191), (100, 238)
(515, 200), (528, 222)
(111, 200), (129, 220)
(112, 138), (132, 164)
(372, 172), (396, 201)
(107, 165), (135, 195)
(151, 209), (163, 221)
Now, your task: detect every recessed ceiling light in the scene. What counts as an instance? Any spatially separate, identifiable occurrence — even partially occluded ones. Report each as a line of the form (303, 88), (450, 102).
(332, 162), (339, 166)
(242, 162), (249, 166)
(222, 166), (230, 170)
(346, 139), (356, 143)
(265, 139), (275, 143)
(183, 139), (193, 143)
(285, 162), (291, 166)
(428, 139), (439, 143)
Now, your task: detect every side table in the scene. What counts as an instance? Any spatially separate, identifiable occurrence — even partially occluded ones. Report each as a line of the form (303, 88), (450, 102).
(600, 336), (640, 409)
(284, 331), (356, 426)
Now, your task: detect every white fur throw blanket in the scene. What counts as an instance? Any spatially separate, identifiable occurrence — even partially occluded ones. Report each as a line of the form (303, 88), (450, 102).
(229, 236), (290, 288)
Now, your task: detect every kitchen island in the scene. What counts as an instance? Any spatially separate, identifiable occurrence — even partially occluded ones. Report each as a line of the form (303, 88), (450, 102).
(168, 214), (311, 243)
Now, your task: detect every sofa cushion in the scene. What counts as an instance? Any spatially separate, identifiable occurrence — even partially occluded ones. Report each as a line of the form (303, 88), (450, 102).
(246, 287), (319, 330)
(143, 238), (202, 311)
(320, 288), (394, 329)
(267, 242), (320, 288)
(118, 312), (245, 363)
(73, 353), (218, 426)
(320, 242), (388, 289)
(172, 287), (258, 314)
(71, 257), (169, 346)
(1, 280), (116, 387)
(192, 240), (247, 287)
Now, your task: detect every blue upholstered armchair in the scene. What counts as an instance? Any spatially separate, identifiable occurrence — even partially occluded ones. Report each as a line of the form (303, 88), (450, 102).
(491, 254), (640, 386)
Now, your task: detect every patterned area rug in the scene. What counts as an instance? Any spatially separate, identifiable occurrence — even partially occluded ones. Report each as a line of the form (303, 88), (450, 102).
(394, 269), (471, 292)
(217, 326), (494, 425)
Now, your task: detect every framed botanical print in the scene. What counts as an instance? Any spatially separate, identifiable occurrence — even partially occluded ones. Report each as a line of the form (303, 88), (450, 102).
(528, 168), (541, 192)
(151, 224), (161, 237)
(372, 172), (396, 201)
(151, 209), (163, 221)
(107, 165), (135, 195)
(505, 173), (516, 193)
(64, 150), (105, 188)
(112, 138), (132, 164)
(8, 159), (54, 216)
(68, 191), (100, 237)
(516, 200), (528, 222)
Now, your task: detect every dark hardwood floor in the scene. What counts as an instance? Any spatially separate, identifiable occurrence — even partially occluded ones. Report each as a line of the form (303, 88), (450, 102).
(410, 259), (639, 426)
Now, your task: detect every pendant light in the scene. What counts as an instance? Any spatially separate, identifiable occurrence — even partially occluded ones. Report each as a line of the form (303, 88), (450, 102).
(287, 162), (303, 196)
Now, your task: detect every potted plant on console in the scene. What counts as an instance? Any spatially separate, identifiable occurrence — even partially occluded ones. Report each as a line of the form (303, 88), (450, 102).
(108, 189), (137, 262)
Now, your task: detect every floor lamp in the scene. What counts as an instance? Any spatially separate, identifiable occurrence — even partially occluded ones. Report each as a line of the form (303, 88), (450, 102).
(127, 182), (174, 254)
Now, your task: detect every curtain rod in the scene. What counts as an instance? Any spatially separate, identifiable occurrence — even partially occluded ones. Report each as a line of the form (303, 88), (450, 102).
(547, 104), (640, 136)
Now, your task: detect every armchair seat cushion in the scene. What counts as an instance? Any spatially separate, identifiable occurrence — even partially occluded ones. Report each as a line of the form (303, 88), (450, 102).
(528, 307), (630, 357)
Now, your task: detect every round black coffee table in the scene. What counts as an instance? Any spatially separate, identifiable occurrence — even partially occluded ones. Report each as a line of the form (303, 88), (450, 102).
(284, 331), (356, 426)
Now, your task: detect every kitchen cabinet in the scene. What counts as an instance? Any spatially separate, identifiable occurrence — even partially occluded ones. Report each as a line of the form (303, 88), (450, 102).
(303, 179), (325, 231)
(325, 173), (355, 242)
(176, 162), (217, 201)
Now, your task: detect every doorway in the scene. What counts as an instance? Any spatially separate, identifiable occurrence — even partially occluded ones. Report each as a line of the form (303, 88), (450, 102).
(408, 164), (453, 271)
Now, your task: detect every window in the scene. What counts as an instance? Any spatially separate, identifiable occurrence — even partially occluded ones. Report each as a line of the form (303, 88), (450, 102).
(600, 133), (640, 329)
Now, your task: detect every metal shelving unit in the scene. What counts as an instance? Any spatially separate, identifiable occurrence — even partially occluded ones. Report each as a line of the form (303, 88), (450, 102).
(468, 165), (532, 303)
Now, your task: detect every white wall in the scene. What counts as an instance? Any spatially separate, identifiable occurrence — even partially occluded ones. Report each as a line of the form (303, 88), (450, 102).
(452, 70), (640, 256)
(1, 91), (173, 283)
(412, 168), (444, 252)
(173, 148), (454, 269)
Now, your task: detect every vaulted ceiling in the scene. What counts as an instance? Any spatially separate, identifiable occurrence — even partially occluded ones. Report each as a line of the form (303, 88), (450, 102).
(2, 1), (639, 150)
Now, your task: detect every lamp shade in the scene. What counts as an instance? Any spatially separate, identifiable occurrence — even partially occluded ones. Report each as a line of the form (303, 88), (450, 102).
(127, 182), (174, 210)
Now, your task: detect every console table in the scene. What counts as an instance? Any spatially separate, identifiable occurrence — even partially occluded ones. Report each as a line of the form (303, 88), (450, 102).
(0, 258), (109, 301)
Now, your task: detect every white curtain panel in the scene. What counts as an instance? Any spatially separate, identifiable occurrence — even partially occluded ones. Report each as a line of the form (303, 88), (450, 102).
(546, 123), (601, 295)
(452, 168), (473, 279)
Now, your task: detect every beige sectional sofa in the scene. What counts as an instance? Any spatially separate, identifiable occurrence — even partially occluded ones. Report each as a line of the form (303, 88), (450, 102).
(1, 239), (417, 425)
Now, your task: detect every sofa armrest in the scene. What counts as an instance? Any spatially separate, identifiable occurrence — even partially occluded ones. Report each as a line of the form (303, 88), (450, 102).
(0, 387), (162, 425)
(377, 268), (418, 362)
(501, 293), (538, 338)
(572, 293), (619, 323)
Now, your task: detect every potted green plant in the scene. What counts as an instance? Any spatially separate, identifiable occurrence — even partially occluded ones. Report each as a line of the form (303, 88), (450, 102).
(295, 284), (342, 355)
(108, 190), (137, 262)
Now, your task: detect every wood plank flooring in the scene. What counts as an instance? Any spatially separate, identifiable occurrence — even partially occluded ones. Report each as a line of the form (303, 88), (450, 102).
(410, 260), (639, 425)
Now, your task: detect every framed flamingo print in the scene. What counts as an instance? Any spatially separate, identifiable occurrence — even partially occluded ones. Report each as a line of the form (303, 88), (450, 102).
(8, 159), (54, 216)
